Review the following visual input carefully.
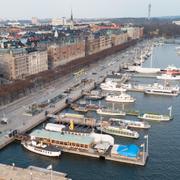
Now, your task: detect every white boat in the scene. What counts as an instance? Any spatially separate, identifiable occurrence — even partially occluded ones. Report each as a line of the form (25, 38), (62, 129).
(144, 83), (180, 96)
(96, 108), (126, 116)
(157, 74), (180, 80)
(164, 64), (180, 75)
(100, 81), (126, 92)
(21, 140), (61, 157)
(105, 93), (135, 103)
(135, 47), (161, 74)
(97, 125), (139, 139)
(110, 118), (151, 129)
(138, 113), (172, 121)
(175, 46), (180, 50)
(135, 67), (161, 74)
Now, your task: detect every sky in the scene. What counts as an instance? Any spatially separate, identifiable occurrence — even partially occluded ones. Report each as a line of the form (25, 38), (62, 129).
(0, 0), (180, 20)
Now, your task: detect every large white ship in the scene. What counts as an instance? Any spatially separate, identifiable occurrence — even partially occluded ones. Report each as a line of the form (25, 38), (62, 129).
(144, 83), (180, 96)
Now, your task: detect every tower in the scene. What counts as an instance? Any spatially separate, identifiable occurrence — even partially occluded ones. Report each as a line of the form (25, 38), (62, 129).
(148, 3), (151, 20)
(70, 9), (73, 22)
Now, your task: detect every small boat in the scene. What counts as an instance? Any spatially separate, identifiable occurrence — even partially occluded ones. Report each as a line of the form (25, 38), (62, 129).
(163, 65), (180, 75)
(21, 140), (61, 157)
(100, 81), (126, 92)
(105, 93), (135, 103)
(157, 74), (180, 80)
(109, 118), (151, 129)
(97, 123), (139, 139)
(96, 108), (126, 116)
(84, 90), (105, 100)
(138, 106), (173, 121)
(144, 83), (179, 96)
(71, 104), (88, 113)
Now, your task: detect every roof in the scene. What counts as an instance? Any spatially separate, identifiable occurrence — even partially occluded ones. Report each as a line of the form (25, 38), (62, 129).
(30, 129), (94, 145)
(117, 144), (140, 158)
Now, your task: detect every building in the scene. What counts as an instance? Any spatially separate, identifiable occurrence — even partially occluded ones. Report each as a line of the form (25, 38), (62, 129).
(172, 21), (180, 26)
(86, 34), (112, 55)
(51, 18), (66, 26)
(0, 48), (48, 80)
(111, 32), (128, 46)
(48, 40), (85, 68)
(31, 17), (39, 25)
(122, 27), (144, 40)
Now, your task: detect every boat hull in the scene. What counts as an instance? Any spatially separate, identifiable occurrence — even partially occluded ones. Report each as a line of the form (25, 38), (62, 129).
(22, 142), (61, 157)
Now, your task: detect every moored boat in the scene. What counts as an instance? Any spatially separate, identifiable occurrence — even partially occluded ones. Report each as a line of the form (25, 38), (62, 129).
(138, 113), (172, 121)
(157, 74), (180, 80)
(144, 83), (179, 96)
(97, 125), (139, 139)
(96, 108), (126, 116)
(105, 93), (135, 103)
(110, 118), (151, 129)
(21, 140), (61, 157)
(100, 81), (126, 92)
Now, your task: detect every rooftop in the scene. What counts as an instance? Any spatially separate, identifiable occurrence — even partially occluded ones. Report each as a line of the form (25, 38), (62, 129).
(30, 129), (94, 145)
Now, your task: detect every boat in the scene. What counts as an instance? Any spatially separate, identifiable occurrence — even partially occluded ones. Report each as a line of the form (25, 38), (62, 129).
(110, 118), (151, 129)
(138, 107), (173, 121)
(105, 93), (135, 103)
(144, 83), (179, 96)
(157, 74), (180, 80)
(96, 108), (126, 116)
(100, 81), (126, 92)
(135, 47), (161, 74)
(163, 65), (180, 75)
(138, 113), (172, 121)
(97, 123), (139, 139)
(21, 140), (61, 157)
(71, 103), (88, 113)
(135, 67), (161, 74)
(84, 90), (105, 100)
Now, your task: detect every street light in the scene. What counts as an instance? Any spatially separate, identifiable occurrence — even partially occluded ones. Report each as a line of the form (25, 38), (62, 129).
(30, 172), (32, 180)
(140, 143), (145, 163)
(144, 135), (149, 156)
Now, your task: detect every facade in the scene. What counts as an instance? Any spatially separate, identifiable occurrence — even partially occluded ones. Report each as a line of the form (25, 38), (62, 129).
(122, 27), (144, 40)
(51, 18), (66, 26)
(48, 40), (85, 68)
(0, 48), (48, 80)
(31, 17), (39, 25)
(111, 32), (128, 46)
(86, 35), (112, 55)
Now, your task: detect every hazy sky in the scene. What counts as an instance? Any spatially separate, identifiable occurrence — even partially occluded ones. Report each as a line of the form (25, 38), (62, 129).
(0, 0), (180, 19)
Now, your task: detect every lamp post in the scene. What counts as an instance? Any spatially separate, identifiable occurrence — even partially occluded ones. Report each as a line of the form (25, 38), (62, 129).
(30, 172), (32, 180)
(140, 143), (145, 163)
(144, 135), (149, 156)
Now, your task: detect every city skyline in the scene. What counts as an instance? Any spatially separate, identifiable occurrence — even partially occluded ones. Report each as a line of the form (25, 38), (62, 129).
(0, 0), (180, 20)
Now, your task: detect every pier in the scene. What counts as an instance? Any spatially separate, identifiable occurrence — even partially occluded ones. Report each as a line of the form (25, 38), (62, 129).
(0, 163), (70, 180)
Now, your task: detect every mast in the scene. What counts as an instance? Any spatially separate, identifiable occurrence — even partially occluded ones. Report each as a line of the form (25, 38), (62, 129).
(150, 46), (153, 68)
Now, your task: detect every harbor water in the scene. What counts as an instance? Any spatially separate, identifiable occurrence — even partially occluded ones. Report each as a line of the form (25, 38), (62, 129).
(0, 43), (180, 180)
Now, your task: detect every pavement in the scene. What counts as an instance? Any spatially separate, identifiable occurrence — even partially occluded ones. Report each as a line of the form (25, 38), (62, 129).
(0, 163), (70, 180)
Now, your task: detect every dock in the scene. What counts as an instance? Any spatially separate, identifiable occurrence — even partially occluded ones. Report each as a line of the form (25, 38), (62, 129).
(0, 163), (70, 180)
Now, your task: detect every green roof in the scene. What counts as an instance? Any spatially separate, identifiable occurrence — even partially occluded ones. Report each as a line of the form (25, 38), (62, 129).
(30, 129), (94, 145)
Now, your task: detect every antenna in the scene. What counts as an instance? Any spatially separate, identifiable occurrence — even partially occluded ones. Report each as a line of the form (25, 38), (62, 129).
(148, 3), (151, 20)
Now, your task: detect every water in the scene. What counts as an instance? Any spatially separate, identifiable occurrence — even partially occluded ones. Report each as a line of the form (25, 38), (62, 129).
(1, 44), (180, 180)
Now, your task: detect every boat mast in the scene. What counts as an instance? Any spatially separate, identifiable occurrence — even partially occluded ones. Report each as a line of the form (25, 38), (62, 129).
(150, 46), (153, 68)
